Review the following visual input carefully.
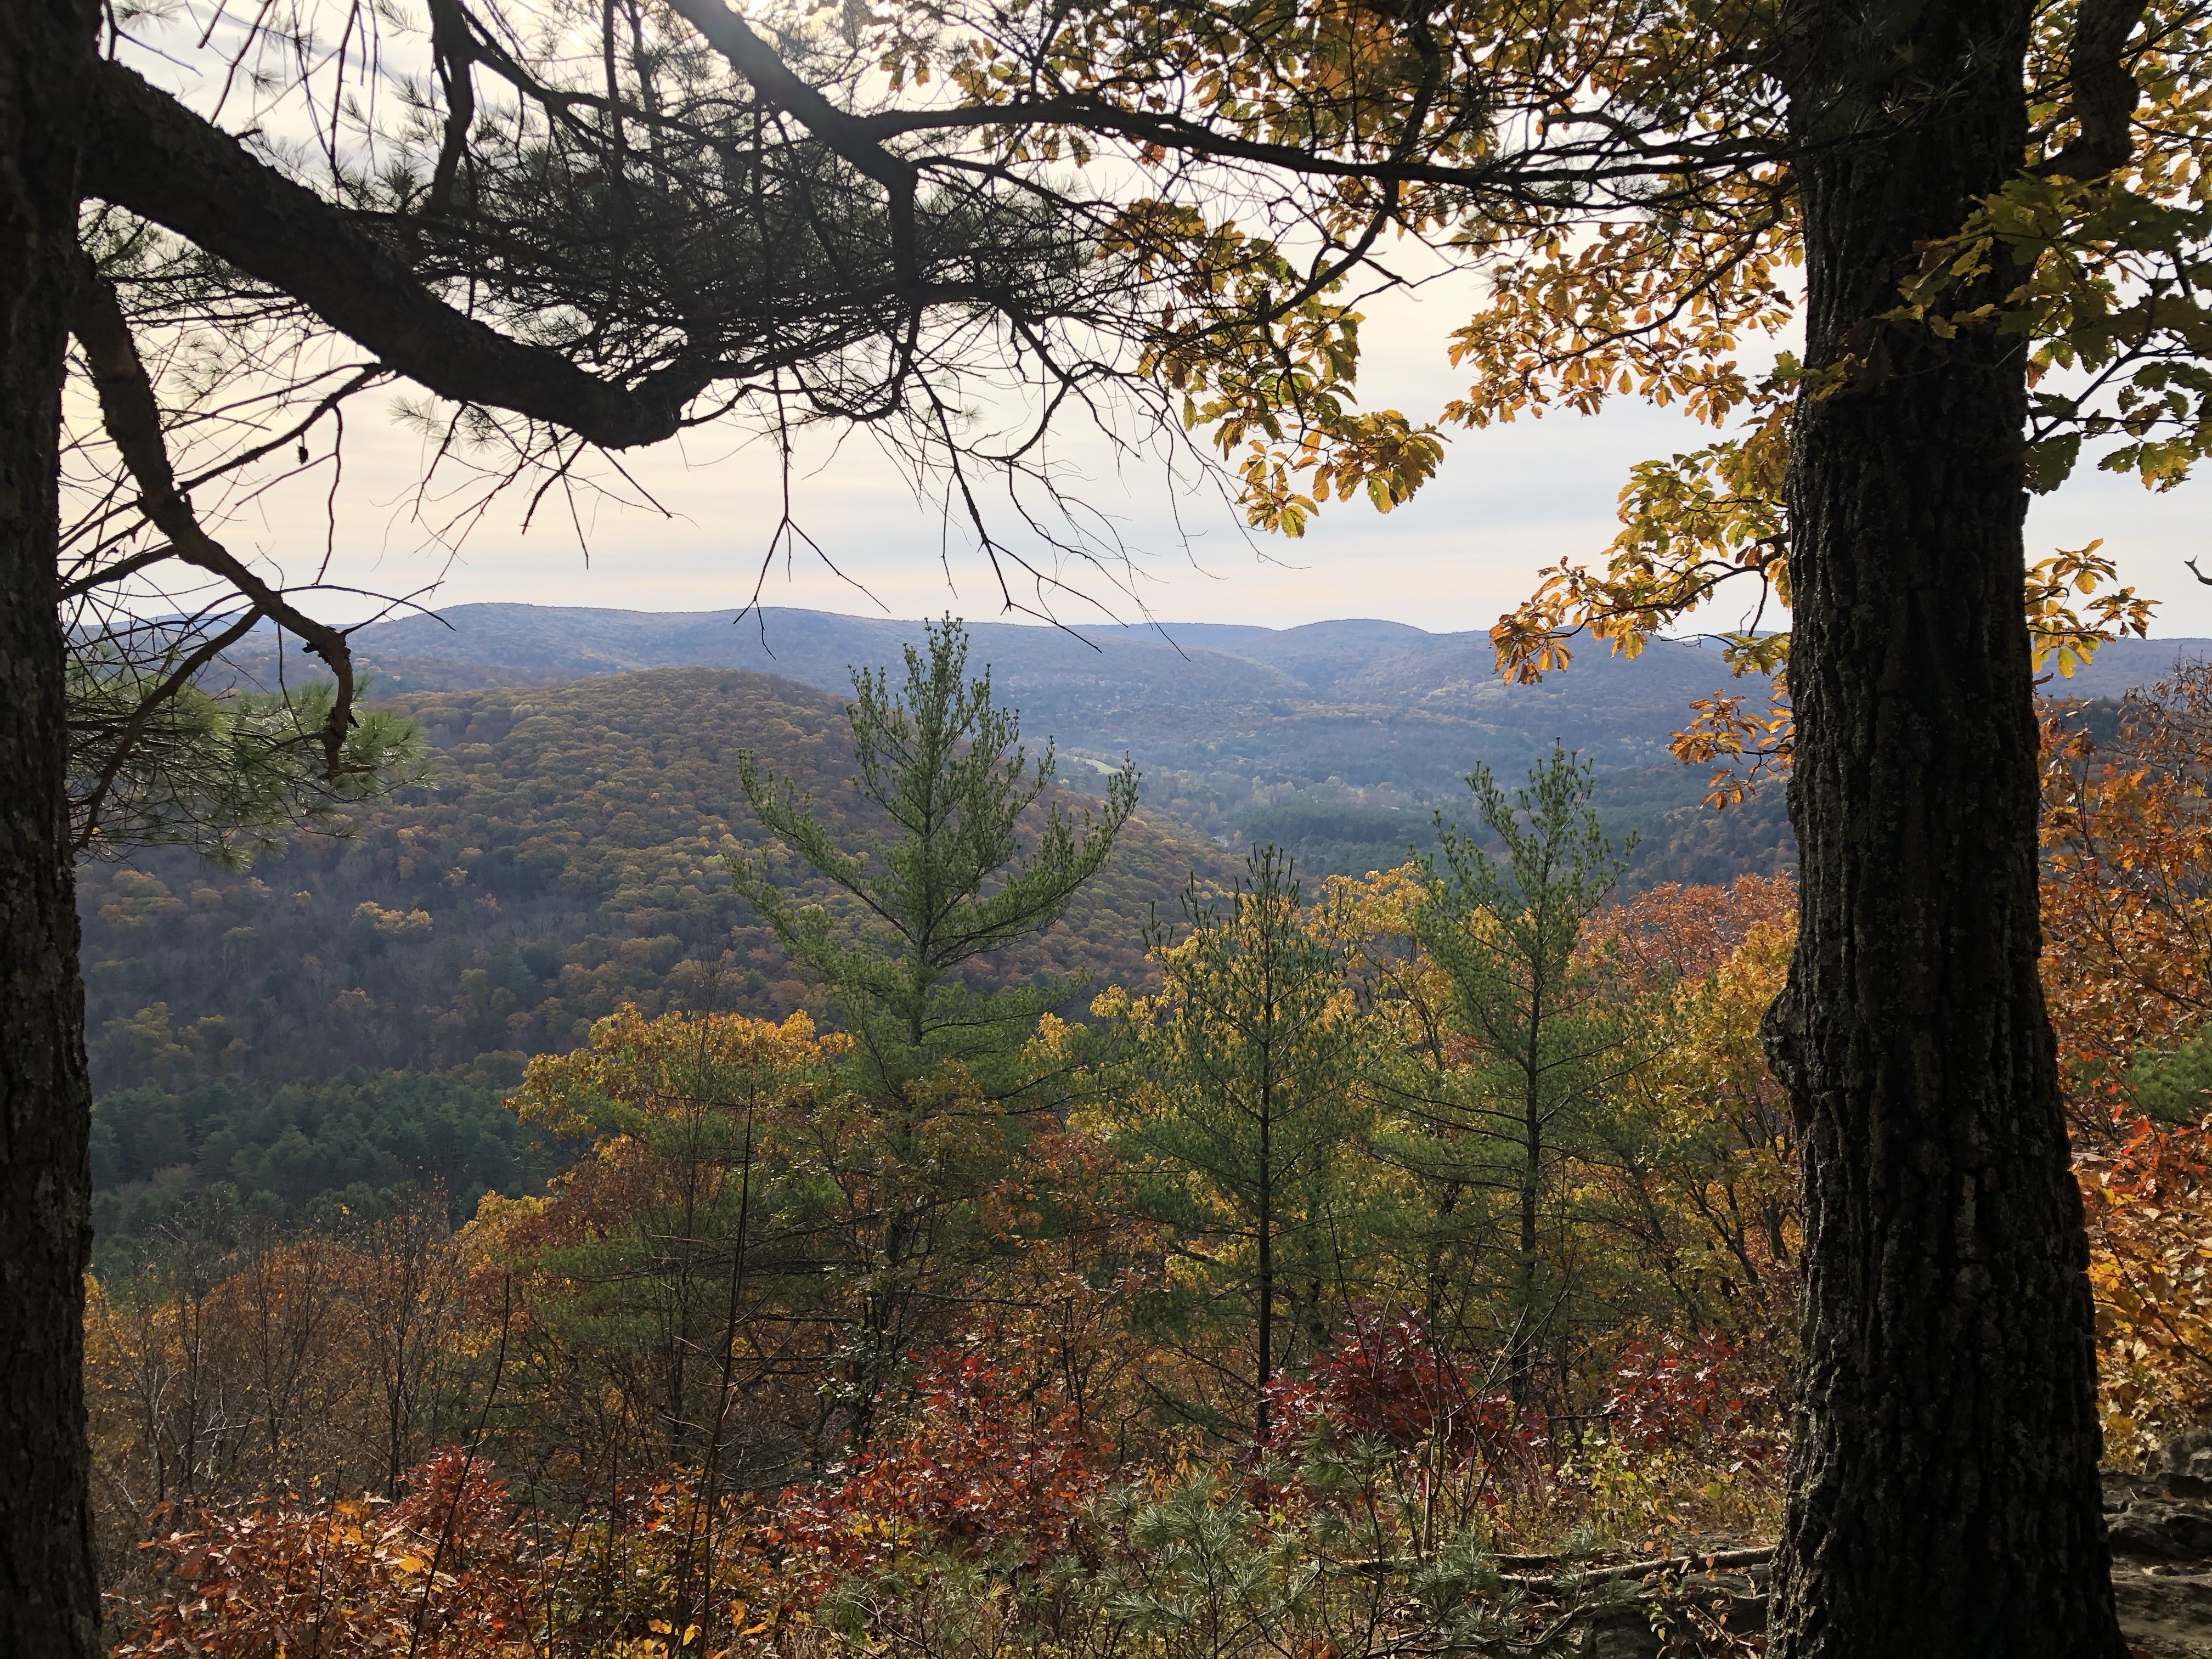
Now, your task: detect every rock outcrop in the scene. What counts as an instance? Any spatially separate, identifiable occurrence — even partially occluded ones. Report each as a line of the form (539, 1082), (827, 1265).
(2105, 1469), (2212, 1658)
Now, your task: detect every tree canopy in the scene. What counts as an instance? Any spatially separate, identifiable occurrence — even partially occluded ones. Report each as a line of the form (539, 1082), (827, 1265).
(14, 0), (2212, 1651)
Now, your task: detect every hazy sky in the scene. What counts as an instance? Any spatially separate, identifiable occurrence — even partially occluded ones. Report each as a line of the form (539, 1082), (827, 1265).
(215, 254), (2212, 640)
(114, 7), (2212, 643)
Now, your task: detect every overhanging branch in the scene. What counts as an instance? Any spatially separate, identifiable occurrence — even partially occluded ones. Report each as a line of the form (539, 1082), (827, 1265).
(70, 251), (361, 780)
(81, 60), (714, 449)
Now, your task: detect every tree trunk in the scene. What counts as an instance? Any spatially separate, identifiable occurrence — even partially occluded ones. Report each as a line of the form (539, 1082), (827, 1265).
(1768, 1), (2124, 1653)
(1510, 1065), (1539, 1410)
(1255, 1060), (1274, 1446)
(0, 0), (99, 1651)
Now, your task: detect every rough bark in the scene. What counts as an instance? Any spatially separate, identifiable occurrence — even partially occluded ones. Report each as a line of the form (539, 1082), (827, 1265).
(0, 0), (101, 1651)
(1768, 0), (2125, 1653)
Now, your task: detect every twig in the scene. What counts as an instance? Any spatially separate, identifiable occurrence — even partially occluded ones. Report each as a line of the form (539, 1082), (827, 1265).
(1502, 1544), (1775, 1592)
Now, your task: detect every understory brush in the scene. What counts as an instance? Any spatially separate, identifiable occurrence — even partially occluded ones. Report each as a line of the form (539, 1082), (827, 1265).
(110, 1329), (1784, 1658)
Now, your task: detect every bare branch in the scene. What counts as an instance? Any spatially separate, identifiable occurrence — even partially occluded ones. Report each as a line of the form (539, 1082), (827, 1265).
(70, 251), (361, 778)
(82, 60), (715, 449)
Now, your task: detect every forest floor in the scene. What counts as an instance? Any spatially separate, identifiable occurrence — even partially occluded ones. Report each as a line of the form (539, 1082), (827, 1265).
(1561, 1474), (2212, 1657)
(2116, 1564), (2212, 1659)
(2109, 1470), (2212, 1657)
(1575, 1561), (2211, 1657)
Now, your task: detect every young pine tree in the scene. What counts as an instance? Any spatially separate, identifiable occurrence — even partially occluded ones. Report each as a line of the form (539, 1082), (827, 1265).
(726, 617), (1137, 1441)
(1104, 845), (1369, 1444)
(730, 617), (1137, 1096)
(505, 1006), (852, 1492)
(1409, 746), (1635, 1413)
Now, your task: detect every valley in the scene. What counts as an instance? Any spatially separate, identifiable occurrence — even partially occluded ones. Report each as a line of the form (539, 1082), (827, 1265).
(94, 610), (2201, 1253)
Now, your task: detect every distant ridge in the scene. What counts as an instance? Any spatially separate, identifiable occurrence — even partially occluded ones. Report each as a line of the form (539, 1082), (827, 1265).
(2041, 635), (2212, 699)
(255, 602), (2202, 890)
(343, 600), (2212, 700)
(341, 602), (1750, 756)
(334, 603), (2210, 757)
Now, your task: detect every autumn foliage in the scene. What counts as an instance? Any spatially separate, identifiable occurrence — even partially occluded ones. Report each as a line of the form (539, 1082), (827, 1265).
(1263, 1305), (1490, 1457)
(100, 738), (2212, 1655)
(2041, 664), (2212, 1456)
(776, 1351), (1103, 1578)
(1604, 1333), (1784, 1473)
(87, 849), (1826, 1652)
(114, 1451), (537, 1657)
(137, 662), (2200, 1659)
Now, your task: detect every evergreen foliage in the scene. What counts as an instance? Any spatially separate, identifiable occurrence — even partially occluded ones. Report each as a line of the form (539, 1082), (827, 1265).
(1100, 845), (1371, 1441)
(87, 1060), (561, 1267)
(2131, 1033), (2212, 1125)
(1406, 746), (1638, 1405)
(505, 1006), (854, 1468)
(729, 617), (1139, 1099)
(713, 618), (1141, 1441)
(70, 658), (423, 866)
(1235, 802), (1439, 880)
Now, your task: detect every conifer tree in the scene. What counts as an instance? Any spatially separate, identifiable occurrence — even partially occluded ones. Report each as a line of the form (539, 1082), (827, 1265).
(1410, 747), (1633, 1410)
(729, 617), (1137, 1101)
(725, 617), (1137, 1440)
(1105, 845), (1368, 1443)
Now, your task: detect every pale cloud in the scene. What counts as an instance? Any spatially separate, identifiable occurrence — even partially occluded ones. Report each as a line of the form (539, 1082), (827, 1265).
(102, 6), (2212, 639)
(194, 259), (2212, 637)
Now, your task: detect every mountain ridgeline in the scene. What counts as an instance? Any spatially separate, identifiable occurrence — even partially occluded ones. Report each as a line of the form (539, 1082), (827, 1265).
(244, 601), (1843, 874)
(94, 606), (2185, 1239)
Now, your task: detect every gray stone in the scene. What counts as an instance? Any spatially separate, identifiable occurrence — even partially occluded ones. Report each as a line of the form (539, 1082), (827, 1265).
(1583, 1605), (1661, 1659)
(2112, 1499), (2212, 1559)
(2165, 1429), (2212, 1483)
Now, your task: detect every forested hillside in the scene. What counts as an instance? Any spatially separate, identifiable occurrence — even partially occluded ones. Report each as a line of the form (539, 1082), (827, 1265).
(79, 618), (2072, 1259)
(78, 643), (1803, 1253)
(86, 1064), (567, 1272)
(82, 637), (2212, 1659)
(233, 602), (1824, 873)
(77, 667), (1223, 1101)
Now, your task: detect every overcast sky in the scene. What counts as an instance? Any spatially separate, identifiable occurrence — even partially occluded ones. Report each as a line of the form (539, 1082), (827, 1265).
(186, 216), (2212, 641)
(112, 7), (2212, 644)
